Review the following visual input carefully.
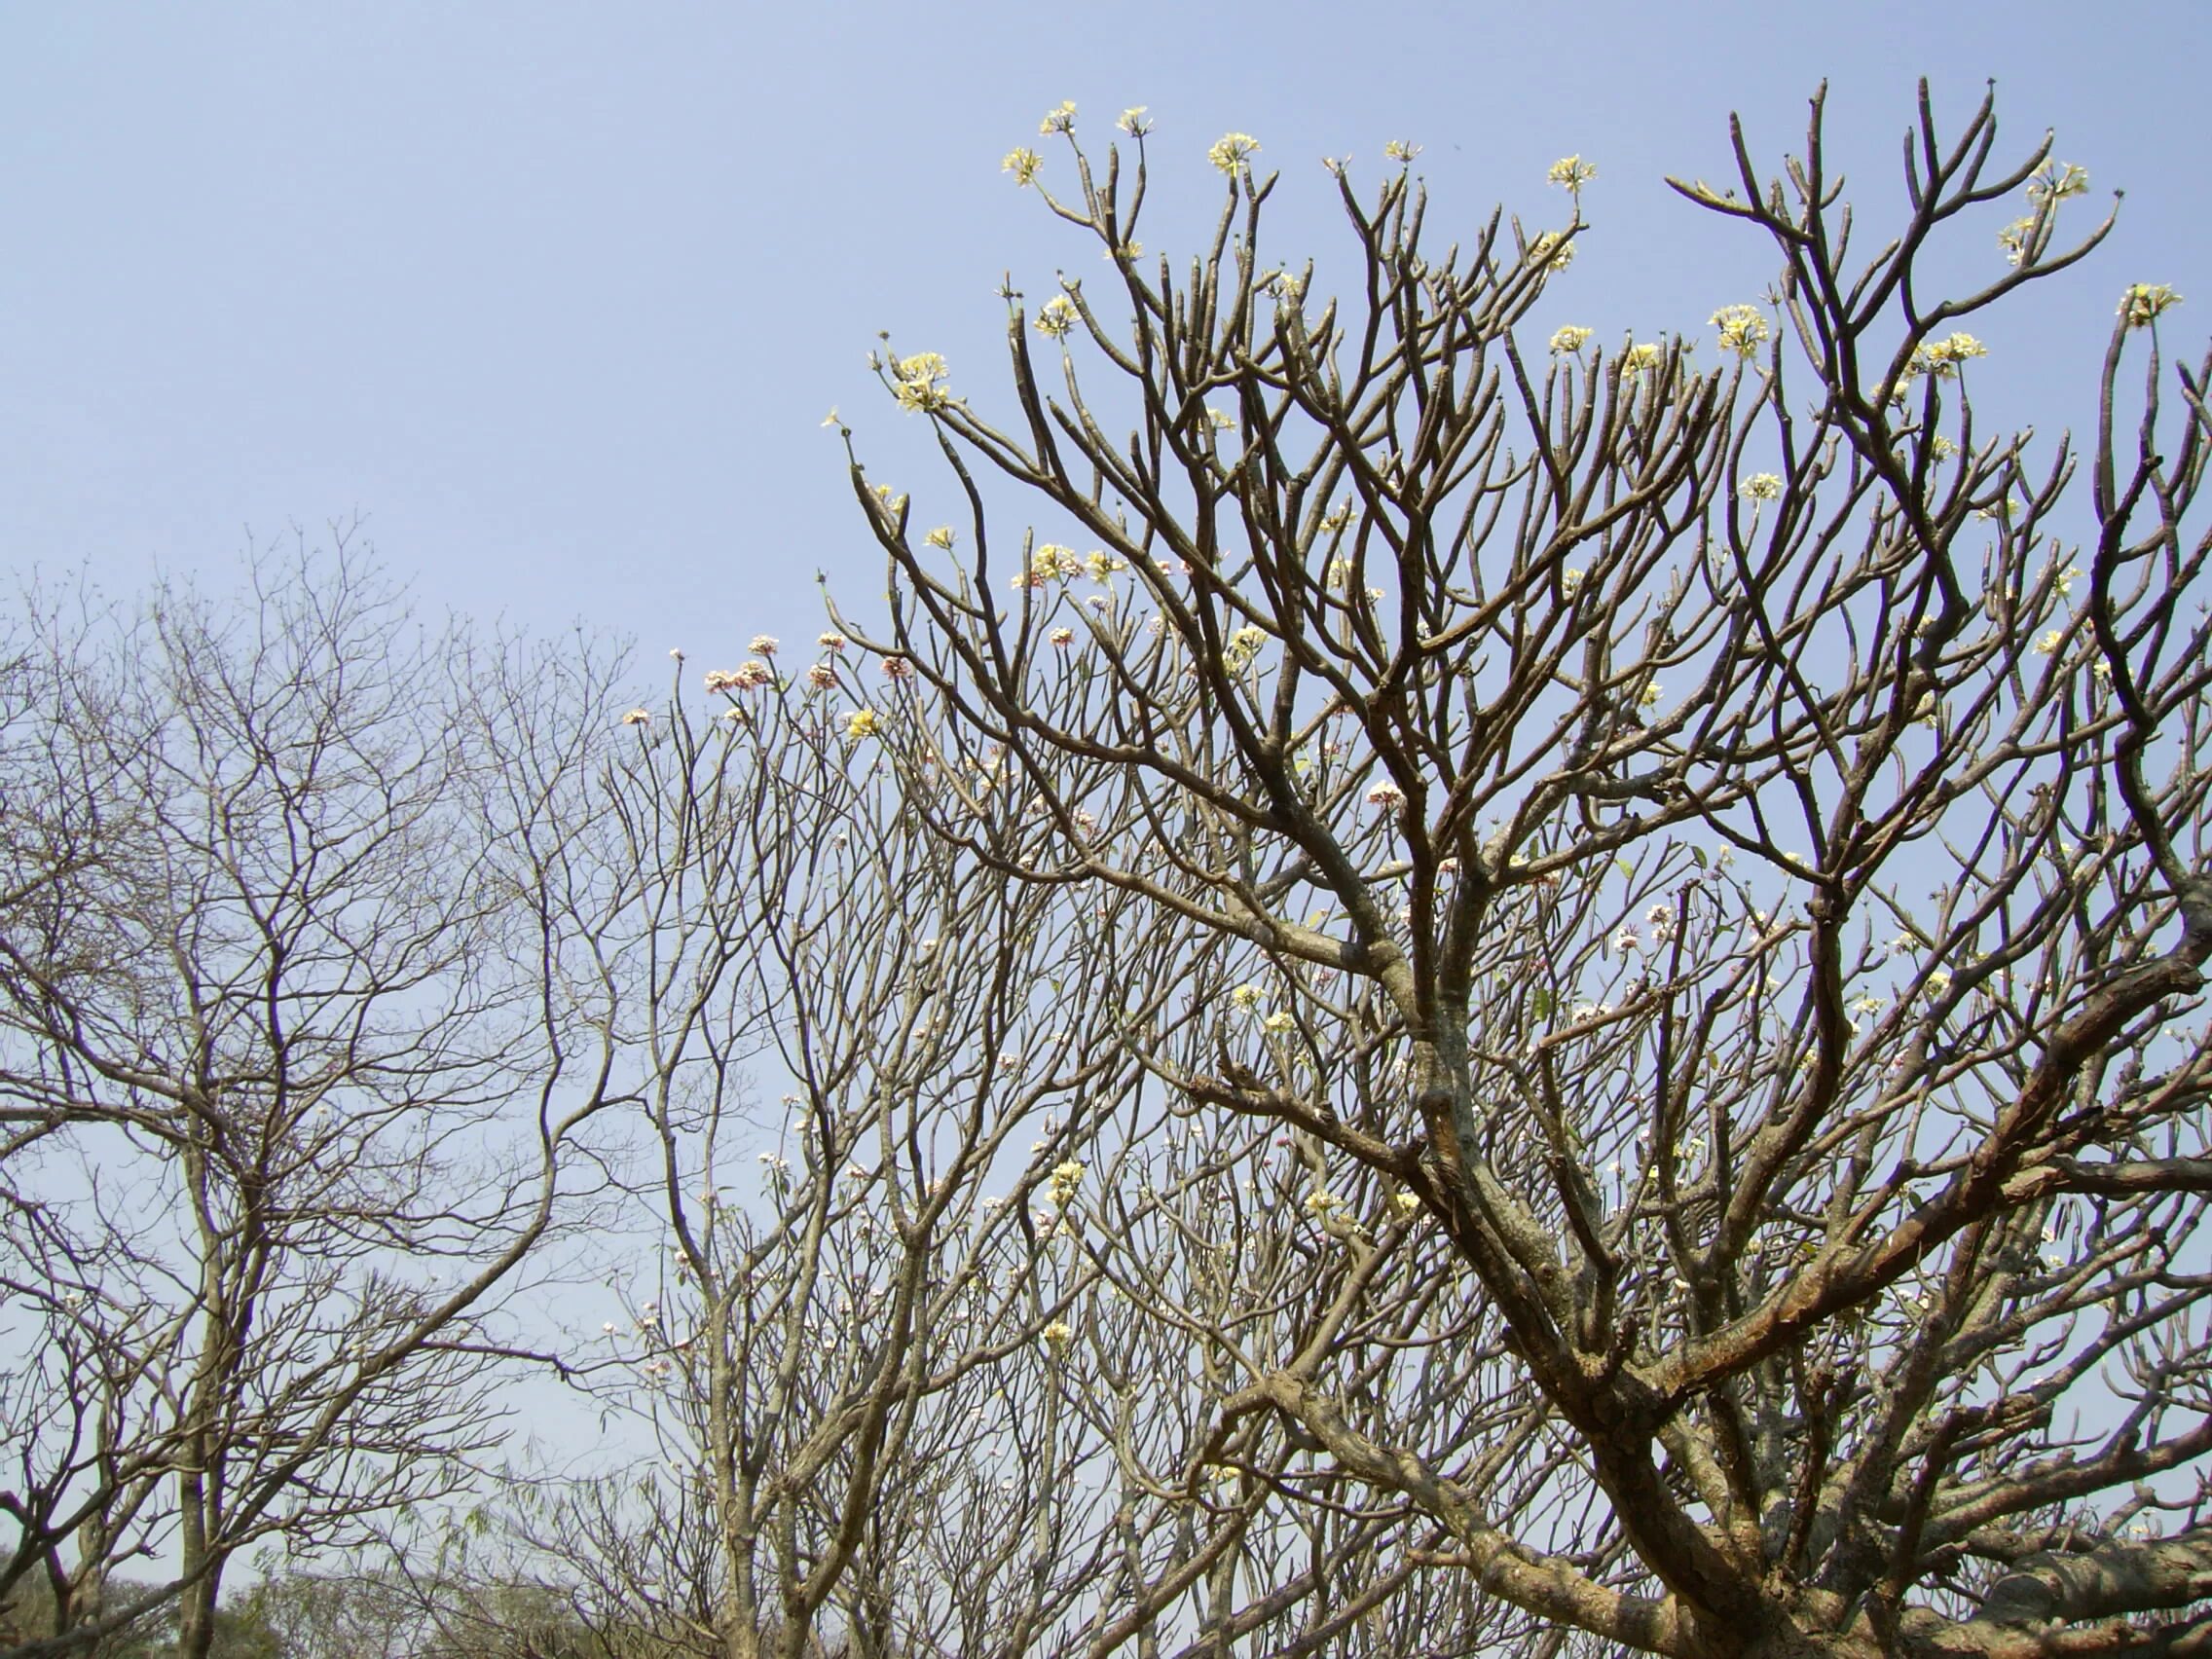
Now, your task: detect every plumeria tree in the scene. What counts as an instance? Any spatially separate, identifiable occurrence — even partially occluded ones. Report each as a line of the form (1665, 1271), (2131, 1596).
(821, 86), (2212, 1659)
(461, 648), (1532, 1659)
(13, 82), (2209, 1659)
(498, 647), (1145, 1659)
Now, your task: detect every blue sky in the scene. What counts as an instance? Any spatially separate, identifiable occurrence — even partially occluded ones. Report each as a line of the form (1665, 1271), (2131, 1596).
(4, 0), (2206, 670)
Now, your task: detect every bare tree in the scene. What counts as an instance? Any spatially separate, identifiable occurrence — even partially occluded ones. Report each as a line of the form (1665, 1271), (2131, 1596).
(470, 641), (1546, 1659)
(817, 86), (2212, 1659)
(0, 542), (629, 1659)
(475, 650), (1154, 1659)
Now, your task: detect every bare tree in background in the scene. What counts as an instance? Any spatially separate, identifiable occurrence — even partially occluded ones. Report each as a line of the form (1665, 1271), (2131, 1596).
(0, 545), (631, 1659)
(821, 85), (2212, 1659)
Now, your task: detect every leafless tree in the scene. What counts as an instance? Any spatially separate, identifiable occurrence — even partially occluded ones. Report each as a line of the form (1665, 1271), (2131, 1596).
(469, 635), (1557, 1658)
(477, 652), (1176, 1659)
(0, 542), (632, 1659)
(807, 84), (2212, 1659)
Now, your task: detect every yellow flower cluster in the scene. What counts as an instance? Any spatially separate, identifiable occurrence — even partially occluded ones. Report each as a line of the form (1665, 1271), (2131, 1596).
(843, 708), (880, 741)
(1710, 305), (1770, 359)
(1048, 1160), (1085, 1204)
(1547, 155), (1597, 189)
(2026, 161), (2090, 203)
(1530, 232), (1574, 273)
(1993, 163), (2089, 267)
(1383, 139), (1421, 163)
(1910, 333), (1987, 380)
(1039, 101), (1077, 135)
(1739, 473), (1784, 501)
(1034, 295), (1080, 338)
(1032, 544), (1083, 582)
(925, 526), (957, 550)
(1208, 132), (1261, 175)
(1549, 325), (1593, 353)
(1222, 625), (1268, 673)
(1621, 342), (1665, 377)
(1003, 147), (1043, 187)
(892, 352), (952, 413)
(1117, 107), (1152, 136)
(2119, 284), (2182, 329)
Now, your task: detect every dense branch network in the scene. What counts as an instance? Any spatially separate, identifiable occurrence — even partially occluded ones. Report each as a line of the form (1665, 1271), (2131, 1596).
(817, 85), (2212, 1659)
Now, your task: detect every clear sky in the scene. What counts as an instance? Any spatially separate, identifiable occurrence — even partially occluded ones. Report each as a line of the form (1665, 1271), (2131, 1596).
(3, 0), (2206, 670)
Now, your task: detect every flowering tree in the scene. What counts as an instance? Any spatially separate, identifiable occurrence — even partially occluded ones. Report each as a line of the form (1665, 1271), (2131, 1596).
(13, 83), (2207, 1659)
(508, 649), (1145, 1659)
(827, 87), (2212, 1659)
(0, 548), (631, 1659)
(456, 650), (1531, 1659)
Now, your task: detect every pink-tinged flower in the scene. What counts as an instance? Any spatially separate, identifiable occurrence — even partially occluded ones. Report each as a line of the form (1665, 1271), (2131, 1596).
(703, 669), (742, 693)
(750, 634), (780, 656)
(1366, 783), (1404, 809)
(881, 656), (915, 681)
(818, 632), (848, 652)
(622, 708), (651, 727)
(807, 664), (837, 688)
(1050, 627), (1075, 647)
(734, 660), (775, 688)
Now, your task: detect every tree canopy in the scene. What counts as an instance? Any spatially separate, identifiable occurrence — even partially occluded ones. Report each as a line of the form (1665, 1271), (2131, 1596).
(6, 82), (2211, 1659)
